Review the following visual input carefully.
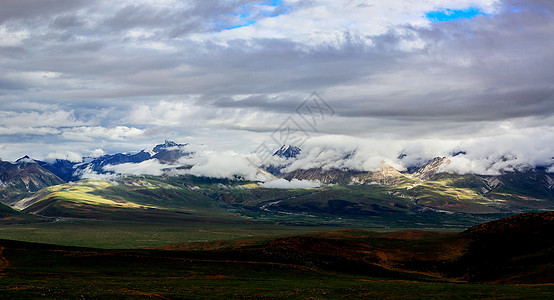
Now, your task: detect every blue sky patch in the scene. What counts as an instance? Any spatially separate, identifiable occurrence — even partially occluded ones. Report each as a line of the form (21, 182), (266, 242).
(225, 20), (257, 30)
(260, 0), (282, 7)
(426, 7), (490, 22)
(219, 0), (288, 31)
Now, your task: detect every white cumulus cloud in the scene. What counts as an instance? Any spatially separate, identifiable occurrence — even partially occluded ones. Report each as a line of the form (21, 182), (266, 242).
(62, 126), (144, 141)
(260, 179), (321, 189)
(103, 159), (168, 176)
(180, 150), (267, 181)
(45, 151), (83, 163)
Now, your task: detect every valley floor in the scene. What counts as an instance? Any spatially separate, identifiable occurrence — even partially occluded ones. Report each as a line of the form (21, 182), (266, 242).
(2, 267), (553, 299)
(0, 212), (553, 299)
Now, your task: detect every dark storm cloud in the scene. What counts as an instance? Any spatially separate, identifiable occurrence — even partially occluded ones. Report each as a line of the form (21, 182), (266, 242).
(102, 4), (206, 36)
(504, 0), (554, 12)
(98, 1), (270, 38)
(0, 0), (89, 24)
(49, 14), (85, 29)
(179, 38), (390, 96)
(337, 88), (554, 121)
(0, 76), (27, 91)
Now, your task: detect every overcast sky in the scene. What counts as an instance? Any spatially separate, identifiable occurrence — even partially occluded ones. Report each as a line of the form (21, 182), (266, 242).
(0, 0), (552, 172)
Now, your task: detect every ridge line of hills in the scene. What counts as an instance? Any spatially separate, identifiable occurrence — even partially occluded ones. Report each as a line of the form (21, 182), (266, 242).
(0, 141), (552, 225)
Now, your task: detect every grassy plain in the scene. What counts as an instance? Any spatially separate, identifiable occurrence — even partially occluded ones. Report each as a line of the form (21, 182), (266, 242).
(0, 219), (347, 249)
(1, 222), (553, 299)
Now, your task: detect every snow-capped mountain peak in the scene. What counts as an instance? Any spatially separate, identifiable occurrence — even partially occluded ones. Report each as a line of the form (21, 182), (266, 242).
(273, 145), (301, 159)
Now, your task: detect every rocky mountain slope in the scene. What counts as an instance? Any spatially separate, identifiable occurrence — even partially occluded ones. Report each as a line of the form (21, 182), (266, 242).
(0, 158), (64, 205)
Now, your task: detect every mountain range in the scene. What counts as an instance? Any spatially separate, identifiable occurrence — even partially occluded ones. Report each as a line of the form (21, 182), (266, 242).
(29, 140), (190, 182)
(0, 141), (552, 225)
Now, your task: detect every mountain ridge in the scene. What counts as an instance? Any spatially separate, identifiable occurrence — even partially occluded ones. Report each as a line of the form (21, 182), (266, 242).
(1, 142), (552, 221)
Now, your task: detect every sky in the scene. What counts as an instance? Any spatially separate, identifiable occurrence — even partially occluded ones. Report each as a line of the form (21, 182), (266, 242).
(0, 0), (553, 175)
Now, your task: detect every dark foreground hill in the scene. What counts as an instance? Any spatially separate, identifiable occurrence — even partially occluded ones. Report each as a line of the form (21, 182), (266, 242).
(452, 211), (554, 283)
(0, 211), (552, 298)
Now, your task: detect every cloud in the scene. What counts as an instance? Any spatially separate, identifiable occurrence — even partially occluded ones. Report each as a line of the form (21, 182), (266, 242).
(268, 126), (554, 175)
(0, 110), (86, 128)
(45, 151), (82, 163)
(126, 100), (196, 126)
(436, 128), (554, 175)
(103, 159), (168, 176)
(0, 0), (89, 24)
(0, 0), (552, 171)
(0, 25), (29, 46)
(180, 150), (269, 181)
(0, 109), (92, 138)
(0, 126), (61, 136)
(100, 146), (274, 181)
(88, 148), (107, 158)
(277, 136), (406, 173)
(61, 126), (144, 141)
(259, 178), (321, 189)
(205, 0), (499, 46)
(73, 164), (119, 181)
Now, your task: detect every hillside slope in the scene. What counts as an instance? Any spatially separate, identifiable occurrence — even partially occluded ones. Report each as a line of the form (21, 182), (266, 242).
(14, 178), (239, 223)
(452, 211), (554, 283)
(0, 202), (43, 224)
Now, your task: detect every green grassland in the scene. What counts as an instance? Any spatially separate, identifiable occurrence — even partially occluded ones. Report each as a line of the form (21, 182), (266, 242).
(0, 173), (551, 250)
(1, 216), (553, 299)
(2, 262), (552, 299)
(0, 220), (345, 249)
(0, 175), (529, 248)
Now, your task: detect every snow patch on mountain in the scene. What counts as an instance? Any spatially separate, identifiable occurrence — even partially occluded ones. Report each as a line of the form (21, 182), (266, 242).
(15, 156), (38, 164)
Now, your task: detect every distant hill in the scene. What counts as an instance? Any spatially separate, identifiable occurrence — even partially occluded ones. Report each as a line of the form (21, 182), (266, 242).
(283, 162), (408, 185)
(280, 157), (554, 214)
(13, 178), (237, 223)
